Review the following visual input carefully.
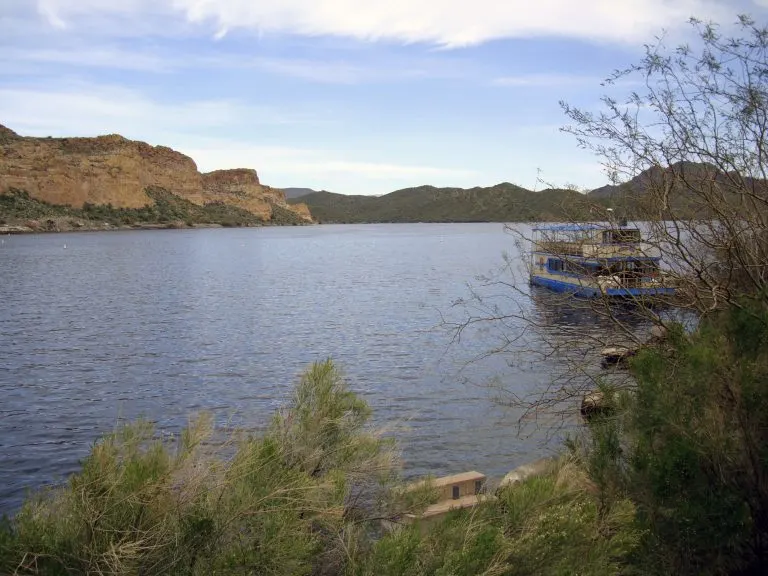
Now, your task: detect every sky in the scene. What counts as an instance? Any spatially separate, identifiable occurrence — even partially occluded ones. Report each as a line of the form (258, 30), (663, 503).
(2, 1), (767, 195)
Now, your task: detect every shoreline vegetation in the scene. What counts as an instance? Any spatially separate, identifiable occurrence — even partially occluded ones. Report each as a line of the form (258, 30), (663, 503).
(0, 187), (311, 235)
(4, 302), (768, 575)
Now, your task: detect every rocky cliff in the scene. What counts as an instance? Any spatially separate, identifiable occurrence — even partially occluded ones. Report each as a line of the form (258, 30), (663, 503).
(0, 124), (313, 223)
(201, 169), (311, 221)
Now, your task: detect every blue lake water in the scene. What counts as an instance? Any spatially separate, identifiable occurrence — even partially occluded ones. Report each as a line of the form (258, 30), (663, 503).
(0, 223), (599, 515)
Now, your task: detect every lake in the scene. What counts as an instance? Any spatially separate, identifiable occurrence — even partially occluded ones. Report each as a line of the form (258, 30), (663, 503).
(0, 223), (604, 516)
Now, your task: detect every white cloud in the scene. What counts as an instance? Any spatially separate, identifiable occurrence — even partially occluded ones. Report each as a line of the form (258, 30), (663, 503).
(243, 57), (396, 84)
(25, 0), (191, 39)
(492, 74), (599, 87)
(36, 0), (163, 23)
(318, 160), (473, 178)
(491, 73), (647, 90)
(0, 84), (472, 190)
(0, 48), (175, 73)
(31, 0), (741, 47)
(237, 55), (465, 83)
(0, 45), (466, 83)
(181, 139), (475, 180)
(0, 84), (308, 140)
(36, 2), (66, 29)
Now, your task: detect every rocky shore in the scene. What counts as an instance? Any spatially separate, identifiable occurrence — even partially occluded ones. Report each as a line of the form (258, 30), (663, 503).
(0, 220), (231, 235)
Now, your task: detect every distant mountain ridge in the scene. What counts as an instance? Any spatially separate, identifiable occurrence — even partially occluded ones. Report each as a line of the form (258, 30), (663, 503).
(2, 120), (749, 229)
(289, 162), (760, 223)
(287, 182), (595, 223)
(282, 187), (324, 199)
(588, 161), (719, 200)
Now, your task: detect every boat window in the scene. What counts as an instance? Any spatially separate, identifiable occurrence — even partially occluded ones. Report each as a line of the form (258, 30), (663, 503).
(548, 258), (594, 275)
(563, 260), (587, 275)
(474, 480), (483, 495)
(452, 485), (460, 500)
(635, 260), (659, 275)
(547, 259), (564, 272)
(584, 263), (600, 276)
(595, 262), (625, 276)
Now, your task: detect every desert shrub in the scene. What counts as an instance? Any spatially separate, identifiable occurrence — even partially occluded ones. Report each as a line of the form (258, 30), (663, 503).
(576, 299), (768, 575)
(0, 360), (398, 576)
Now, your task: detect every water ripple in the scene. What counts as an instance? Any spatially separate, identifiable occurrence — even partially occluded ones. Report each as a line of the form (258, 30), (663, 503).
(0, 224), (558, 515)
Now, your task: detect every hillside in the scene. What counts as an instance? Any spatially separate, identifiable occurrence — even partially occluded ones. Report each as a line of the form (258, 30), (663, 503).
(0, 123), (313, 227)
(588, 161), (722, 200)
(282, 187), (322, 199)
(289, 161), (763, 224)
(288, 183), (595, 223)
(586, 161), (767, 218)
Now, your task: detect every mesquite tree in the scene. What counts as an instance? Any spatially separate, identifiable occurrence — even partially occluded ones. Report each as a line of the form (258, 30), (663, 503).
(561, 15), (768, 313)
(451, 15), (768, 425)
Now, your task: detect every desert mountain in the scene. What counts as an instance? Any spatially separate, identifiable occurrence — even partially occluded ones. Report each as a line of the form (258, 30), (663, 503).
(282, 187), (325, 200)
(0, 123), (312, 224)
(289, 161), (764, 223)
(287, 183), (595, 223)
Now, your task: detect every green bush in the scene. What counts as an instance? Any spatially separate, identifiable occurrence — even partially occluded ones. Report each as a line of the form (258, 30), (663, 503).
(0, 360), (398, 576)
(579, 299), (768, 575)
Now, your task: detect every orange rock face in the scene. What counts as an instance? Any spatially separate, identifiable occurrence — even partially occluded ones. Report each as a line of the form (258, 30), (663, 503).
(288, 202), (313, 221)
(200, 169), (299, 221)
(0, 124), (313, 222)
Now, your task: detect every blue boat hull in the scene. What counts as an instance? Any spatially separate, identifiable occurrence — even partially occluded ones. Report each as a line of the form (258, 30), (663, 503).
(530, 275), (675, 298)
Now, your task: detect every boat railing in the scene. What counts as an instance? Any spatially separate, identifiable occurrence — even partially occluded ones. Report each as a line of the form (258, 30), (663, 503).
(534, 240), (584, 256)
(534, 241), (660, 259)
(583, 242), (661, 259)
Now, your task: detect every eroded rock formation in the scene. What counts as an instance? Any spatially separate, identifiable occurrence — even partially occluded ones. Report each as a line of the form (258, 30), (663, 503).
(0, 124), (312, 223)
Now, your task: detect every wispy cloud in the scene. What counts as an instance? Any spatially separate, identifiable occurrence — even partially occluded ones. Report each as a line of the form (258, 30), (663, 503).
(0, 45), (469, 84)
(0, 83), (473, 190)
(245, 57), (370, 84)
(0, 48), (175, 73)
(30, 0), (740, 47)
(241, 56), (455, 84)
(305, 160), (475, 179)
(0, 83), (315, 139)
(492, 73), (601, 88)
(182, 140), (476, 180)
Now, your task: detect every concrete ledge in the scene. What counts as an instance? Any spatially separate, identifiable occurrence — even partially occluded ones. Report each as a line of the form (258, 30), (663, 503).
(497, 457), (556, 490)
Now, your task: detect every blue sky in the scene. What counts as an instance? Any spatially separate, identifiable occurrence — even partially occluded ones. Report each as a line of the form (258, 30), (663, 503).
(2, 0), (767, 195)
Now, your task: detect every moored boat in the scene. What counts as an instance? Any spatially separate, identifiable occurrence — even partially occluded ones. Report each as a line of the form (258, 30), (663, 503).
(529, 223), (675, 298)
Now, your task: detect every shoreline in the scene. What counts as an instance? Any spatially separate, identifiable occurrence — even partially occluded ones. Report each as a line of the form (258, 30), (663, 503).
(0, 220), (313, 235)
